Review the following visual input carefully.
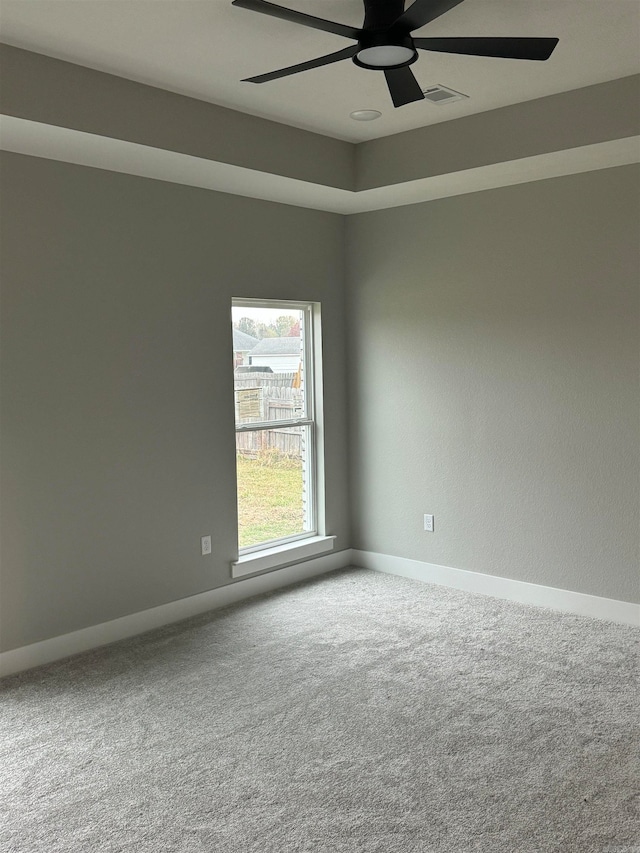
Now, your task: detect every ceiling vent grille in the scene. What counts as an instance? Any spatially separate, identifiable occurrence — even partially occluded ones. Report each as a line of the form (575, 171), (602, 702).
(422, 85), (469, 105)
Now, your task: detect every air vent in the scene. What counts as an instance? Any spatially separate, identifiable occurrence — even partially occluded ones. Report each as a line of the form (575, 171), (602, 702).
(422, 85), (469, 105)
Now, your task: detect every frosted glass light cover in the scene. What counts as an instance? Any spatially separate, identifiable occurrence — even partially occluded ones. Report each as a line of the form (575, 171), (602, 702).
(356, 45), (415, 67)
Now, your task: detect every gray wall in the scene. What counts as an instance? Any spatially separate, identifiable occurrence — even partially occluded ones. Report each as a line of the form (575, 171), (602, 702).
(0, 45), (355, 190)
(347, 165), (639, 603)
(0, 152), (350, 651)
(355, 75), (640, 190)
(2, 152), (638, 654)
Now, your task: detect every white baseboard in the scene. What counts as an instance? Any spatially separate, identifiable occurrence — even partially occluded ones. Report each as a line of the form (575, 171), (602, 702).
(4, 548), (635, 677)
(0, 548), (353, 678)
(352, 550), (639, 627)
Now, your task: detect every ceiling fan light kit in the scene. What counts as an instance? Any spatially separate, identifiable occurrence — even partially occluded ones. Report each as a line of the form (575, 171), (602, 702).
(232, 0), (559, 108)
(353, 43), (418, 71)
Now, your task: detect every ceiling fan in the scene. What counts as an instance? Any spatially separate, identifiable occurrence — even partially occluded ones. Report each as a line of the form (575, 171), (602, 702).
(231, 0), (559, 108)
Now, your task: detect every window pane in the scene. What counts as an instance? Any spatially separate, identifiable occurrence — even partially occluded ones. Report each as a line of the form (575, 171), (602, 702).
(236, 426), (312, 549)
(232, 306), (306, 426)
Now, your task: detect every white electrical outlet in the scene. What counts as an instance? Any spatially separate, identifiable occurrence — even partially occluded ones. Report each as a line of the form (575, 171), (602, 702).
(201, 535), (212, 556)
(424, 514), (434, 533)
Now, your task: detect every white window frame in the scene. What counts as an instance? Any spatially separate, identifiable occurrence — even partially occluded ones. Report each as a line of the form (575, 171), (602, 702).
(231, 298), (334, 578)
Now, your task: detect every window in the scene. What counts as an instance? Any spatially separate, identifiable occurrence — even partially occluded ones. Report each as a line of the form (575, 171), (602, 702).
(231, 299), (333, 577)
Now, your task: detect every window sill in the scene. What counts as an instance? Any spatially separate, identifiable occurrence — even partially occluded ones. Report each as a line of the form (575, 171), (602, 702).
(231, 535), (336, 579)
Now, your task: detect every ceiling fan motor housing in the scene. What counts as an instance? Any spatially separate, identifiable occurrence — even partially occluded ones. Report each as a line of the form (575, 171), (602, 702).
(353, 0), (418, 70)
(362, 0), (406, 30)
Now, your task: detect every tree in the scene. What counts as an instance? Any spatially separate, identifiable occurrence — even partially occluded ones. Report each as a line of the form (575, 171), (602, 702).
(256, 323), (276, 339)
(234, 316), (257, 338)
(273, 315), (295, 337)
(233, 315), (295, 339)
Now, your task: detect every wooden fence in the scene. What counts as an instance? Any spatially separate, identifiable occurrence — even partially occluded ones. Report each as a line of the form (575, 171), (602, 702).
(235, 372), (304, 458)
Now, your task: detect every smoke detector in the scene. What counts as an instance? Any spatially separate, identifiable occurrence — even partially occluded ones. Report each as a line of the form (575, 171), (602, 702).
(422, 85), (469, 105)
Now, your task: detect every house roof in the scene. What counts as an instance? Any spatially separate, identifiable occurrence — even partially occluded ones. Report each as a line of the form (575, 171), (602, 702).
(232, 329), (259, 352)
(250, 336), (301, 356)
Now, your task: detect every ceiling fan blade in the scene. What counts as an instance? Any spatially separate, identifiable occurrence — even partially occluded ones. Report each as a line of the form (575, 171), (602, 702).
(231, 0), (360, 40)
(414, 36), (559, 60)
(384, 66), (425, 108)
(242, 45), (358, 83)
(393, 0), (466, 33)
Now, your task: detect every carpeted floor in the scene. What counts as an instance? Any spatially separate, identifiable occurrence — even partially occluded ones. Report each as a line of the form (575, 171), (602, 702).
(1, 567), (638, 853)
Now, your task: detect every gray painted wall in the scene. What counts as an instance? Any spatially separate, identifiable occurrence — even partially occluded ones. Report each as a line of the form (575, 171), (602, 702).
(355, 75), (640, 190)
(0, 152), (350, 651)
(2, 152), (638, 655)
(0, 45), (355, 190)
(5, 47), (636, 197)
(346, 165), (639, 603)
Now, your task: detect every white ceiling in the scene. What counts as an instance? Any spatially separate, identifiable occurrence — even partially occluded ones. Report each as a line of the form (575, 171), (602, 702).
(1, 0), (638, 142)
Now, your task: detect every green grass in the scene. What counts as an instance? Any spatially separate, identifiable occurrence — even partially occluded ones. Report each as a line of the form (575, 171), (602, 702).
(236, 453), (303, 548)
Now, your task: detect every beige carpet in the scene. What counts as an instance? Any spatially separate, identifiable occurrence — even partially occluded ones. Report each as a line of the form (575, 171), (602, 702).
(1, 568), (638, 852)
